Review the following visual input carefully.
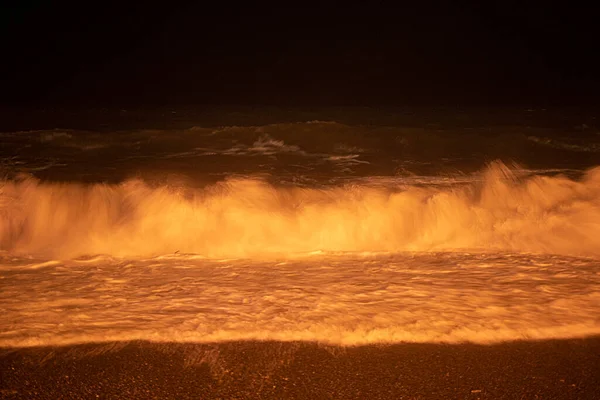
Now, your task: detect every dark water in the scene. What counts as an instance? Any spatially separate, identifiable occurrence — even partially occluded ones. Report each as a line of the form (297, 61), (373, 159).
(2, 106), (599, 184)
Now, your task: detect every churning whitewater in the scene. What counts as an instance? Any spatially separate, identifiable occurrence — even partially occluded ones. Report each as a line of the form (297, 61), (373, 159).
(1, 111), (599, 347)
(1, 162), (600, 258)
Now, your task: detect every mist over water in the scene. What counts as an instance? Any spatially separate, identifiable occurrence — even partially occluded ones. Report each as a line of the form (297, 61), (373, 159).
(1, 109), (599, 347)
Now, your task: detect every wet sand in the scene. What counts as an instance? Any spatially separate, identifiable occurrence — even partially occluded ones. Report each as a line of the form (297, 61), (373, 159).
(1, 338), (599, 399)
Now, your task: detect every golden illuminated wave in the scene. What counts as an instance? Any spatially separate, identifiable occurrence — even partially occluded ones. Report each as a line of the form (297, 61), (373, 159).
(1, 161), (599, 259)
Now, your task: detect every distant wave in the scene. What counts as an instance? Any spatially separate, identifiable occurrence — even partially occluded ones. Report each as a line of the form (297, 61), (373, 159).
(1, 161), (599, 259)
(5, 123), (600, 162)
(527, 136), (600, 153)
(218, 134), (306, 156)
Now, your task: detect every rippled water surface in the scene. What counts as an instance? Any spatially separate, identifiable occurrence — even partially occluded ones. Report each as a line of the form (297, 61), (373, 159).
(2, 251), (599, 347)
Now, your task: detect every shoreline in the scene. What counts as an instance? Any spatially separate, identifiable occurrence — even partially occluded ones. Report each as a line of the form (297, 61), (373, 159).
(2, 338), (599, 399)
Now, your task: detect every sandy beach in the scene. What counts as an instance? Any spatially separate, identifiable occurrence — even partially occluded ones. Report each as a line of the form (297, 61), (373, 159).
(2, 338), (599, 399)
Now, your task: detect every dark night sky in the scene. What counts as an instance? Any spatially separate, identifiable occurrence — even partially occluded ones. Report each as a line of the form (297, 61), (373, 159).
(1, 2), (599, 107)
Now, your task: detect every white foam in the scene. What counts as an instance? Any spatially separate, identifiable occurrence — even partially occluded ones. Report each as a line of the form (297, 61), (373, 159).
(1, 252), (599, 347)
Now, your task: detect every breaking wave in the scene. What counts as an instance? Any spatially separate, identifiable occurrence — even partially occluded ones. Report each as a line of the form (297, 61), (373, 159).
(1, 161), (599, 259)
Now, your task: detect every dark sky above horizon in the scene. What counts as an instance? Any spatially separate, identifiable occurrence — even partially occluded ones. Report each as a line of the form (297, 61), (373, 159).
(2, 2), (599, 107)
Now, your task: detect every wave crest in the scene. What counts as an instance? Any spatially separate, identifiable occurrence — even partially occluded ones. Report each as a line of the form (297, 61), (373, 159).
(1, 161), (599, 258)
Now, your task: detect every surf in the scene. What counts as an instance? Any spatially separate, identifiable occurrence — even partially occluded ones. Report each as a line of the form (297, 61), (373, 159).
(1, 161), (599, 259)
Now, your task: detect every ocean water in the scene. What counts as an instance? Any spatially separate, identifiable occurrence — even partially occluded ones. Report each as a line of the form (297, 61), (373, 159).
(1, 107), (599, 347)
